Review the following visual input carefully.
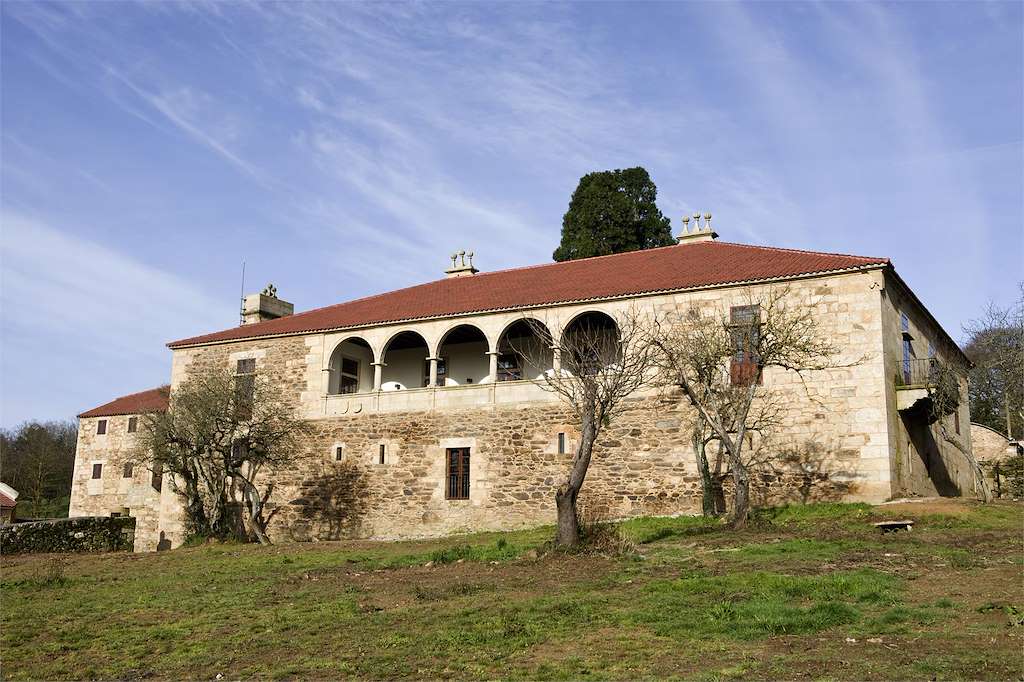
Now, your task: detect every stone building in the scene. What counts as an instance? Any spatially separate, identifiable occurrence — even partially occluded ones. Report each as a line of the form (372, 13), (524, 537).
(70, 219), (977, 551)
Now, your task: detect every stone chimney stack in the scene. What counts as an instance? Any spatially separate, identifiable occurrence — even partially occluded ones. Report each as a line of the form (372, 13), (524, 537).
(241, 283), (294, 325)
(676, 211), (719, 244)
(445, 250), (479, 278)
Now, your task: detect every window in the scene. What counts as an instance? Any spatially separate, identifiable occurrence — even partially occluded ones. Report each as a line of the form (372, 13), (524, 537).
(729, 305), (761, 386)
(122, 463), (133, 478)
(557, 432), (566, 454)
(497, 353), (522, 382)
(423, 357), (448, 387)
(335, 445), (345, 462)
(151, 463), (163, 492)
(338, 356), (360, 394)
(446, 448), (471, 500)
(97, 419), (107, 435)
(127, 416), (138, 433)
(379, 443), (386, 465)
(954, 410), (961, 435)
(235, 358), (256, 416)
(92, 463), (103, 479)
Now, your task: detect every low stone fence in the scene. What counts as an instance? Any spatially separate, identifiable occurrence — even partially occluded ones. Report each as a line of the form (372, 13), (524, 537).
(0, 517), (136, 554)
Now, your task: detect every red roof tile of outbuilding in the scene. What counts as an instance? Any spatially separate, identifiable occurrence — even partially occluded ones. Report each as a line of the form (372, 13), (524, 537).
(79, 386), (170, 418)
(0, 492), (15, 509)
(168, 241), (889, 349)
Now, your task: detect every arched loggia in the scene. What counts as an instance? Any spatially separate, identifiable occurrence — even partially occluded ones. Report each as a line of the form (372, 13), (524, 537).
(380, 331), (430, 390)
(328, 337), (374, 394)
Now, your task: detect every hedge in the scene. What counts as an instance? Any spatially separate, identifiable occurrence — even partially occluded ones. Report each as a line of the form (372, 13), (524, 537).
(0, 516), (135, 554)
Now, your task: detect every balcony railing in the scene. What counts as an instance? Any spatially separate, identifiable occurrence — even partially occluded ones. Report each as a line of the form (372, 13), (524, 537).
(897, 357), (940, 388)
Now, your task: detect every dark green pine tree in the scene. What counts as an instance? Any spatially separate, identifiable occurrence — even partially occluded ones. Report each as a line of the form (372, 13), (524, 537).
(553, 167), (675, 262)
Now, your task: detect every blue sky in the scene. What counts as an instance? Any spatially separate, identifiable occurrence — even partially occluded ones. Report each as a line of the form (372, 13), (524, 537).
(1, 1), (1021, 427)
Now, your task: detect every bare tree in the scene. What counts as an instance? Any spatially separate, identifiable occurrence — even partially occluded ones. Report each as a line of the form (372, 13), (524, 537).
(963, 283), (1024, 440)
(651, 287), (847, 528)
(136, 368), (312, 544)
(515, 309), (654, 547)
(0, 421), (77, 517)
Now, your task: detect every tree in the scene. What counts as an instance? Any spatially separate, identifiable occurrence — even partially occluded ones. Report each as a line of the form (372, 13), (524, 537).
(515, 310), (654, 546)
(963, 283), (1024, 440)
(136, 369), (312, 544)
(0, 421), (77, 517)
(651, 288), (846, 528)
(553, 167), (674, 262)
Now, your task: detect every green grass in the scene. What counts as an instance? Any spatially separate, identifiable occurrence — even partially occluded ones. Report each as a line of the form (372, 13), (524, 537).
(2, 500), (1021, 680)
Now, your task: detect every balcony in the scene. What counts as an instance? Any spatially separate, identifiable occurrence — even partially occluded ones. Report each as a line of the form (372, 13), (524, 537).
(321, 379), (555, 417)
(896, 357), (940, 389)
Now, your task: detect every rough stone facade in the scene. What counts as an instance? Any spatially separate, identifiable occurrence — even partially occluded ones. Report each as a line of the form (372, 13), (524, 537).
(71, 262), (977, 551)
(68, 414), (166, 551)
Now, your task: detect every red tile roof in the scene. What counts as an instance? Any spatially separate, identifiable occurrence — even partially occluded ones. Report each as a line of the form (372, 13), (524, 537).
(0, 492), (15, 509)
(79, 386), (170, 418)
(168, 241), (889, 349)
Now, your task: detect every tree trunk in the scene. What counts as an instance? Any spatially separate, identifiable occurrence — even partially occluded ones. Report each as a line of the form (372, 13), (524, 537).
(730, 458), (751, 529)
(554, 487), (580, 547)
(240, 480), (272, 545)
(554, 406), (598, 547)
(693, 432), (717, 517)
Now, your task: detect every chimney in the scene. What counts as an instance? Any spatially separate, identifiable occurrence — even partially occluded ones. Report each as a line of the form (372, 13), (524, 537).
(445, 250), (479, 278)
(676, 212), (718, 244)
(241, 283), (294, 325)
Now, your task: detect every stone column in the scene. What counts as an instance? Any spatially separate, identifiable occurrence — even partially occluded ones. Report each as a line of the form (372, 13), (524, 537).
(551, 345), (562, 372)
(372, 362), (384, 391)
(321, 367), (332, 395)
(487, 350), (499, 383)
(427, 357), (439, 387)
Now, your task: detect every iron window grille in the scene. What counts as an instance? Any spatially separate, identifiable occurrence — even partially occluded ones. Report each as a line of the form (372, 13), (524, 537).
(446, 447), (470, 500)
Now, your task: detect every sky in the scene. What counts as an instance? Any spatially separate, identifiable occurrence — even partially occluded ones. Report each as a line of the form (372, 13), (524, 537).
(1, 1), (1021, 428)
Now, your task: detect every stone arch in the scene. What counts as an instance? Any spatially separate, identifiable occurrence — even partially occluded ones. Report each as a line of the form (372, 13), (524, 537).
(561, 310), (621, 374)
(435, 323), (490, 386)
(327, 336), (374, 394)
(496, 318), (554, 381)
(381, 330), (430, 390)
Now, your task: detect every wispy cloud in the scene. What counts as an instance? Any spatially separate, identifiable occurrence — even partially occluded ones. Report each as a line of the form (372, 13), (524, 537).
(0, 211), (231, 423)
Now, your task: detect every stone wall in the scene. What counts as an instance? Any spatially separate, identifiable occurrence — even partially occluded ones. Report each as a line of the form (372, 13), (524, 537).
(0, 516), (135, 554)
(68, 414), (163, 551)
(879, 272), (977, 498)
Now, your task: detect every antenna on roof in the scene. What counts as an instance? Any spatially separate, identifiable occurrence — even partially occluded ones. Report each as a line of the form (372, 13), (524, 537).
(238, 261), (246, 326)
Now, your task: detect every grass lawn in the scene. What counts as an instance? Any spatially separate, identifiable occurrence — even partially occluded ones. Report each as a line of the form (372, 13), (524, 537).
(2, 499), (1021, 680)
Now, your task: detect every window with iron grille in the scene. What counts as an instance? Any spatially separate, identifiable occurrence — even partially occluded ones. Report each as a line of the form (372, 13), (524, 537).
(122, 463), (133, 478)
(127, 416), (138, 433)
(92, 463), (103, 479)
(497, 353), (522, 381)
(446, 448), (470, 500)
(729, 305), (761, 386)
(97, 419), (107, 435)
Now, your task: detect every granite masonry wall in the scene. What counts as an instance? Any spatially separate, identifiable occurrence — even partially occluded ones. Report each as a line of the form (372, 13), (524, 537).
(68, 414), (164, 551)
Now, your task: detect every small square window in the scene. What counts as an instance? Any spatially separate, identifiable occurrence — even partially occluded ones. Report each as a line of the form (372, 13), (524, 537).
(557, 432), (566, 454)
(335, 445), (345, 462)
(122, 463), (133, 478)
(92, 463), (103, 479)
(236, 358), (256, 374)
(97, 419), (107, 435)
(127, 416), (138, 433)
(379, 444), (386, 465)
